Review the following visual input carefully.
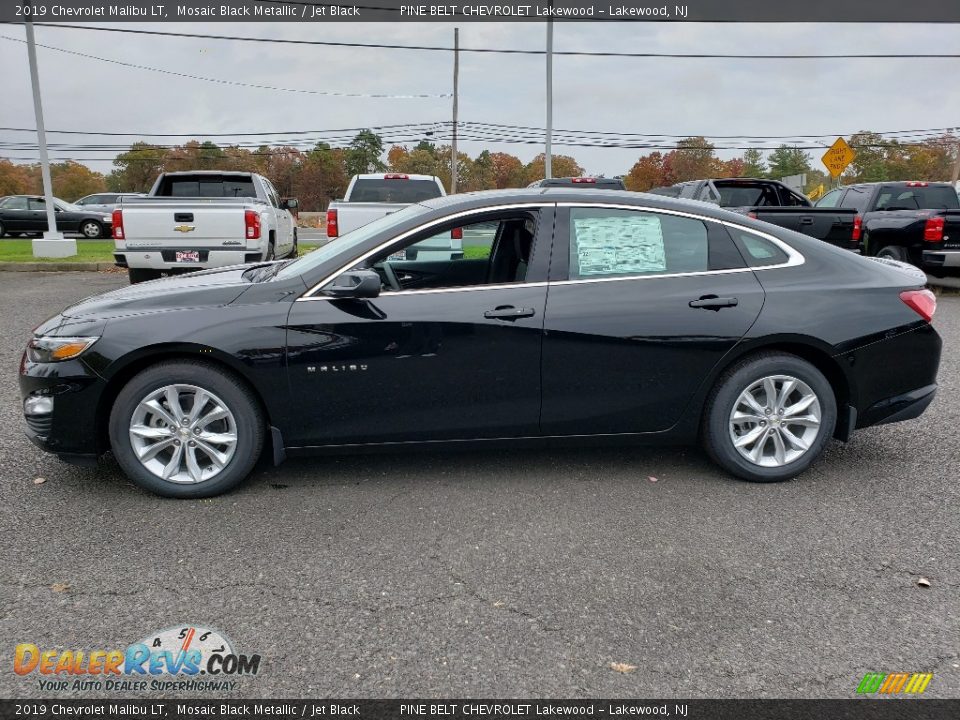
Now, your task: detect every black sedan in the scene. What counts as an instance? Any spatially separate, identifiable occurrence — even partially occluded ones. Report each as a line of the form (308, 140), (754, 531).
(19, 189), (941, 498)
(0, 194), (112, 239)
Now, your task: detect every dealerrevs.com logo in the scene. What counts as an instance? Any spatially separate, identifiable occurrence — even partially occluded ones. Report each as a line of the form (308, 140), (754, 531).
(14, 625), (261, 693)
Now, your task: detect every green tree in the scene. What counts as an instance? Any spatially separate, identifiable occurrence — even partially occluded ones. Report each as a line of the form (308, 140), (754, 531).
(767, 145), (811, 179)
(107, 142), (167, 192)
(346, 130), (386, 175)
(742, 148), (767, 177)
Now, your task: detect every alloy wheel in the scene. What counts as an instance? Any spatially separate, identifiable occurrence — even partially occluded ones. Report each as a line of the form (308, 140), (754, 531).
(128, 384), (238, 484)
(728, 374), (822, 468)
(82, 221), (100, 238)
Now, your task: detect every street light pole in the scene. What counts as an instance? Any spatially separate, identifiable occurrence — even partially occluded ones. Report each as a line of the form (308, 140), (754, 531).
(451, 27), (459, 194)
(23, 4), (74, 257)
(545, 16), (553, 179)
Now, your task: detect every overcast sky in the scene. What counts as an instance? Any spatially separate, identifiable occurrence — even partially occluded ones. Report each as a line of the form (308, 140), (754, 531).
(1, 20), (958, 177)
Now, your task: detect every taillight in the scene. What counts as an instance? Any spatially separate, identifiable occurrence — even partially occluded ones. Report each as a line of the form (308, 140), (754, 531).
(450, 227), (463, 240)
(747, 211), (758, 219)
(571, 177), (597, 184)
(905, 181), (929, 187)
(900, 289), (936, 322)
(111, 209), (124, 240)
(384, 174), (409, 180)
(326, 209), (338, 238)
(923, 217), (944, 242)
(244, 209), (261, 240)
(852, 215), (862, 242)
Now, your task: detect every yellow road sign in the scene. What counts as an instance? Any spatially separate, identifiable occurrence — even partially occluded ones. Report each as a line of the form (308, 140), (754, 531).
(822, 137), (856, 178)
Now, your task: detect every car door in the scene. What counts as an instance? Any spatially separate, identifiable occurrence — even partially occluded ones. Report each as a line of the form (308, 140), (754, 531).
(283, 206), (553, 447)
(540, 204), (766, 436)
(0, 196), (31, 231)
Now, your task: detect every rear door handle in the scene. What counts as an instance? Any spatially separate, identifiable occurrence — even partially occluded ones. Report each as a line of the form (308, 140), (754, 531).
(689, 296), (739, 310)
(799, 217), (814, 225)
(484, 306), (535, 320)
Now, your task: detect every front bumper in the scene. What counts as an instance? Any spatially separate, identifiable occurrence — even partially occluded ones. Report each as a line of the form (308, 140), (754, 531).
(19, 354), (106, 460)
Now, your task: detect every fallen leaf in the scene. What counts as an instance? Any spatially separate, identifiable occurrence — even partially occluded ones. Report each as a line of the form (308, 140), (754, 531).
(917, 577), (931, 588)
(648, 476), (658, 483)
(493, 601), (504, 607)
(610, 662), (637, 674)
(33, 477), (46, 485)
(50, 582), (71, 593)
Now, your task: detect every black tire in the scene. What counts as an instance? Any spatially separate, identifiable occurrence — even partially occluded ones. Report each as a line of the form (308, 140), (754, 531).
(80, 220), (103, 239)
(877, 245), (908, 263)
(0, 220), (5, 237)
(265, 234), (276, 261)
(108, 361), (265, 498)
(289, 230), (298, 258)
(127, 268), (161, 284)
(702, 352), (837, 483)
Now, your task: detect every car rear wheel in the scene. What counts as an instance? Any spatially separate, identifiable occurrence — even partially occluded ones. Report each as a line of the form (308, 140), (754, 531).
(702, 352), (836, 483)
(80, 220), (103, 238)
(109, 361), (264, 498)
(127, 268), (161, 284)
(877, 245), (908, 263)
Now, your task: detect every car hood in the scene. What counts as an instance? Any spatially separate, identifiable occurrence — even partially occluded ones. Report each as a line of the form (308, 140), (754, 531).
(61, 265), (258, 320)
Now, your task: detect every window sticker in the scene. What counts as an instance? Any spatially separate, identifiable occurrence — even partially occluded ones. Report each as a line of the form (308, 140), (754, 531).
(573, 215), (666, 277)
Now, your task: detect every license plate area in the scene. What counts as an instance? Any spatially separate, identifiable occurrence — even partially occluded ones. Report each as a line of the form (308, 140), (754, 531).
(176, 251), (200, 263)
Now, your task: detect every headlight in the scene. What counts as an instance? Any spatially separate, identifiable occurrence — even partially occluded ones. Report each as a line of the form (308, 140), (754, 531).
(27, 336), (99, 363)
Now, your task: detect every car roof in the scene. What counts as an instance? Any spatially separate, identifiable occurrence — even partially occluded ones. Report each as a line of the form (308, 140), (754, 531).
(160, 170), (255, 176)
(355, 173), (438, 181)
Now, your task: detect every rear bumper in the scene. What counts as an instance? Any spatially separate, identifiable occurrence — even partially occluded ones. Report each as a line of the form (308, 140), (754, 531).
(116, 249), (262, 270)
(922, 249), (960, 272)
(862, 384), (937, 427)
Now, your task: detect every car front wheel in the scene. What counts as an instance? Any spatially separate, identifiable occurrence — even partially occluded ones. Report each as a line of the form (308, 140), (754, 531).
(702, 352), (836, 483)
(109, 361), (265, 498)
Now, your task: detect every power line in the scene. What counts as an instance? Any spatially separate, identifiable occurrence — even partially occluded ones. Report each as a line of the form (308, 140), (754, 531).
(0, 34), (449, 98)
(9, 22), (960, 59)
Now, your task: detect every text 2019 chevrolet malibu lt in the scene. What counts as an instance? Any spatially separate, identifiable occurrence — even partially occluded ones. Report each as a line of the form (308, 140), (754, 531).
(20, 189), (941, 497)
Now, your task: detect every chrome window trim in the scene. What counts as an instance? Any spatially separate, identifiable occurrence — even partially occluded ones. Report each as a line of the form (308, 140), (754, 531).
(297, 202), (550, 301)
(294, 200), (804, 302)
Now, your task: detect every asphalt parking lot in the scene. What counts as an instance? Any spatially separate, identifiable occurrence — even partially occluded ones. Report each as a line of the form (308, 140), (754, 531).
(1, 271), (958, 699)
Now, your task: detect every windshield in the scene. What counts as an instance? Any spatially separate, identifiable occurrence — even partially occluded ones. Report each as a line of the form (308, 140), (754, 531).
(275, 203), (430, 281)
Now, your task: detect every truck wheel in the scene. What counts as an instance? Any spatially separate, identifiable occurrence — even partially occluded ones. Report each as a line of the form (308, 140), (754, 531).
(265, 236), (275, 261)
(289, 231), (298, 258)
(0, 220), (5, 237)
(128, 268), (161, 284)
(80, 220), (103, 239)
(702, 352), (836, 483)
(108, 360), (265, 498)
(877, 245), (908, 263)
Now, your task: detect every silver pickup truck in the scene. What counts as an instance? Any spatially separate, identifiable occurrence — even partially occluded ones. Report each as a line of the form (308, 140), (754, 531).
(326, 173), (462, 260)
(113, 171), (299, 283)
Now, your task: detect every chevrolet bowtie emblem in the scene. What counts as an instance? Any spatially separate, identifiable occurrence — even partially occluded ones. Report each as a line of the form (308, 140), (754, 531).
(173, 225), (196, 233)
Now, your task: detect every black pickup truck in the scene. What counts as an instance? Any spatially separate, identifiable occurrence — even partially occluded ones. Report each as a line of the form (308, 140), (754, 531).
(815, 181), (960, 275)
(650, 178), (860, 250)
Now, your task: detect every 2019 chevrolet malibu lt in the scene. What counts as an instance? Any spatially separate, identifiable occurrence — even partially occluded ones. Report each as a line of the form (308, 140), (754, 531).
(19, 188), (941, 497)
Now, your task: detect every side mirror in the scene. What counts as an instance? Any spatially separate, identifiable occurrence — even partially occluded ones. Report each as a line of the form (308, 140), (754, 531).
(283, 198), (299, 210)
(324, 269), (381, 299)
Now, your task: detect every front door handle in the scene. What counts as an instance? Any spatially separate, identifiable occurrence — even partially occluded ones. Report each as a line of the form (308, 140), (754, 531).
(484, 305), (535, 320)
(689, 296), (739, 310)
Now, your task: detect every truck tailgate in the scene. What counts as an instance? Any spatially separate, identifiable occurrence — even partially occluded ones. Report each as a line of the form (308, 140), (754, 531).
(333, 202), (410, 236)
(120, 199), (258, 247)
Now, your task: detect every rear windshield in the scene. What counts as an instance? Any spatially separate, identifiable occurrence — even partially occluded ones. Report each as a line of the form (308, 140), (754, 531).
(348, 178), (442, 203)
(155, 175), (258, 198)
(714, 183), (780, 207)
(875, 185), (960, 211)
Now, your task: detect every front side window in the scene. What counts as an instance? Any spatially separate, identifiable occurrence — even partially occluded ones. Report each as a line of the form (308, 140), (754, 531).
(28, 198), (47, 211)
(568, 208), (712, 279)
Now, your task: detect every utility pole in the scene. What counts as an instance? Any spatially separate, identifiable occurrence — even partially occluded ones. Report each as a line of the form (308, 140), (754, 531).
(451, 27), (459, 194)
(545, 14), (554, 179)
(23, 2), (74, 257)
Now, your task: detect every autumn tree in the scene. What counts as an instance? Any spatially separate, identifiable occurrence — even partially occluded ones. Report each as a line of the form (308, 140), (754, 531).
(524, 153), (583, 184)
(0, 159), (38, 196)
(107, 142), (167, 192)
(624, 152), (667, 191)
(663, 137), (717, 183)
(489, 152), (526, 188)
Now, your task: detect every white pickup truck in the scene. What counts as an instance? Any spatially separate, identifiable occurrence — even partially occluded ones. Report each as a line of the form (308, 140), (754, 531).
(112, 171), (299, 283)
(326, 173), (461, 260)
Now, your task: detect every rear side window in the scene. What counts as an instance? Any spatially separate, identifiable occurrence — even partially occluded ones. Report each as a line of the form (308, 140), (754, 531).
(840, 188), (869, 212)
(156, 175), (257, 198)
(816, 189), (842, 208)
(731, 230), (789, 267)
(349, 179), (442, 203)
(1, 196), (28, 210)
(568, 209), (714, 279)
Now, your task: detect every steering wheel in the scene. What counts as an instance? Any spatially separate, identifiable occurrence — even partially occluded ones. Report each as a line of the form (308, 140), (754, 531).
(381, 261), (402, 292)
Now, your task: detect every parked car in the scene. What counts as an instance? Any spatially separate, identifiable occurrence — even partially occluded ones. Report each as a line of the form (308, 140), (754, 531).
(528, 177), (627, 190)
(650, 178), (860, 250)
(815, 181), (960, 274)
(74, 192), (145, 214)
(0, 195), (112, 238)
(20, 188), (941, 498)
(112, 171), (298, 284)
